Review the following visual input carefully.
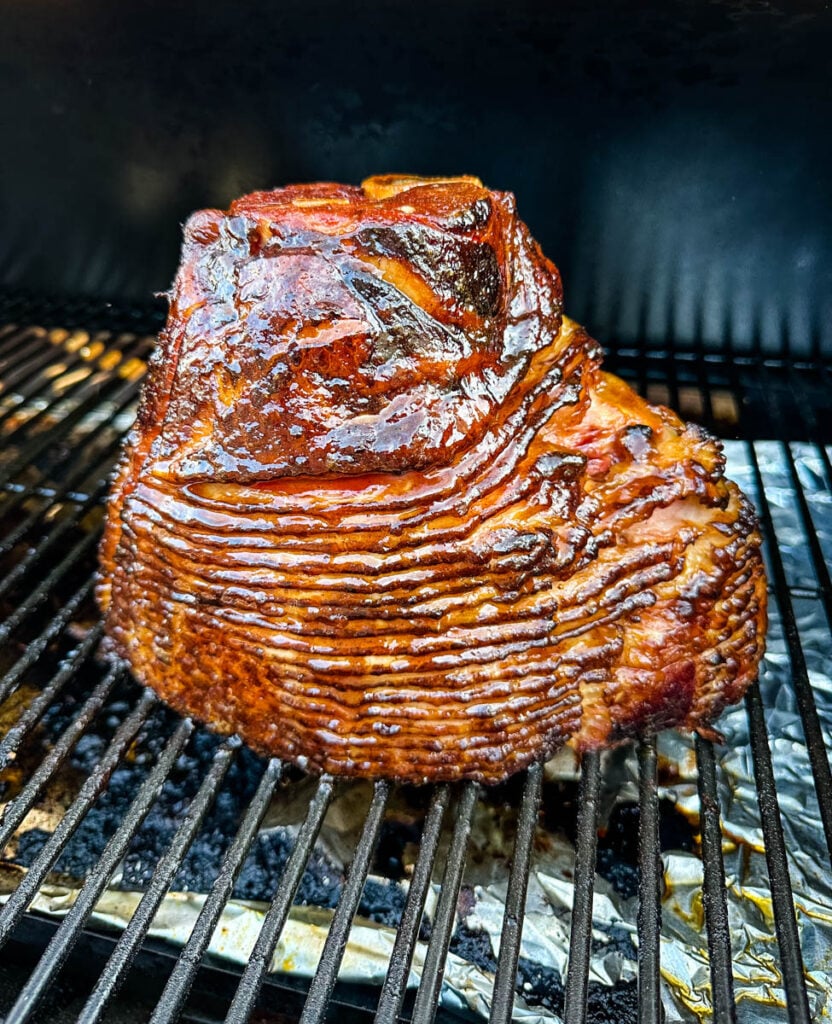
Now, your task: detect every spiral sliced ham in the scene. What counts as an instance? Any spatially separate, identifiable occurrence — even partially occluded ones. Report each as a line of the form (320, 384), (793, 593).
(98, 175), (767, 783)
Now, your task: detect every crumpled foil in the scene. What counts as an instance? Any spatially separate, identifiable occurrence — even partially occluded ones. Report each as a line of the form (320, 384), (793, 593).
(2, 441), (831, 1022)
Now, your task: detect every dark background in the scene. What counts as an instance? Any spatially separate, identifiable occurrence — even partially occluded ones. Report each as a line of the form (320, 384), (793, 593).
(0, 0), (830, 355)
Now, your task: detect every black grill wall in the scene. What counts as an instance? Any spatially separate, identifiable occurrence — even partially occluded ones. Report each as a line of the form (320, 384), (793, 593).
(0, 0), (830, 356)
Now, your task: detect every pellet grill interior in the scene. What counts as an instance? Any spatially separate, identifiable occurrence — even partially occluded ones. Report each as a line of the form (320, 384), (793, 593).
(0, 289), (829, 1024)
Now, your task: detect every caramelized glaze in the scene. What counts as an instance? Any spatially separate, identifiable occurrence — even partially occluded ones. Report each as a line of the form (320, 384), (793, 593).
(98, 175), (767, 783)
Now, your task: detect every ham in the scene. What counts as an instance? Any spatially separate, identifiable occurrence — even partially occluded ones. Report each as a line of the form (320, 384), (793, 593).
(98, 175), (767, 783)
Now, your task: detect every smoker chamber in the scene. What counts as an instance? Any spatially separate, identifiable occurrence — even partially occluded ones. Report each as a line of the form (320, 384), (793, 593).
(0, 291), (830, 1024)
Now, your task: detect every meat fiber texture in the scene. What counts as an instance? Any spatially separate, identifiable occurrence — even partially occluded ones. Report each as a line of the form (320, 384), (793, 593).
(98, 175), (767, 784)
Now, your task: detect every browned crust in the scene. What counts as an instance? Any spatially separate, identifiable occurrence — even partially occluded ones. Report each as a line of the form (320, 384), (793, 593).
(98, 177), (767, 784)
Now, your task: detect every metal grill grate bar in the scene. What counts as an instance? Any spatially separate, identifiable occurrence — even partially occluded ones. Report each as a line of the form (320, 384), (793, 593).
(0, 375), (136, 538)
(0, 327), (57, 370)
(0, 623), (104, 771)
(374, 784), (451, 1024)
(0, 329), (110, 383)
(0, 687), (155, 941)
(715, 339), (817, 1022)
(0, 326), (54, 374)
(0, 481), (108, 602)
(0, 578), (95, 706)
(563, 751), (601, 1024)
(76, 736), (242, 1024)
(0, 356), (138, 451)
(0, 330), (145, 442)
(0, 434), (122, 555)
(411, 781), (479, 1024)
(692, 321), (716, 430)
(0, 325), (138, 382)
(745, 683), (812, 1024)
(0, 528), (100, 645)
(636, 739), (662, 1024)
(787, 362), (832, 454)
(661, 300), (682, 413)
(0, 326), (42, 362)
(694, 735), (737, 1023)
(0, 373), (140, 492)
(300, 779), (392, 1024)
(0, 353), (136, 584)
(148, 758), (284, 1024)
(779, 442), (832, 610)
(746, 440), (832, 862)
(752, 364), (832, 857)
(0, 664), (127, 849)
(0, 338), (72, 398)
(2, 718), (198, 1024)
(489, 763), (544, 1024)
(222, 777), (336, 1024)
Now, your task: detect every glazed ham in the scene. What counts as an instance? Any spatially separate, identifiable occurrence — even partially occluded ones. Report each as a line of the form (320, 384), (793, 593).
(98, 175), (767, 783)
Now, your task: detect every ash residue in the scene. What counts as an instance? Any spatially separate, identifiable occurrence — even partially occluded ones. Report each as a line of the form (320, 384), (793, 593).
(13, 696), (176, 879)
(517, 954), (638, 1021)
(12, 827), (52, 865)
(231, 829), (345, 908)
(373, 817), (425, 880)
(450, 923), (497, 973)
(121, 731), (347, 907)
(595, 848), (639, 899)
(516, 959), (564, 1016)
(123, 732), (262, 893)
(356, 878), (407, 927)
(293, 850), (344, 909)
(594, 798), (696, 899)
(587, 980), (638, 1023)
(448, 923), (636, 1021)
(3, 670), (690, 1024)
(10, 705), (348, 908)
(230, 829), (293, 900)
(658, 798), (696, 854)
(595, 800), (641, 899)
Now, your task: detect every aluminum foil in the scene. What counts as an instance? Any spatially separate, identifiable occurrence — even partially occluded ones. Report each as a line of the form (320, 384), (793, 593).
(2, 440), (831, 1022)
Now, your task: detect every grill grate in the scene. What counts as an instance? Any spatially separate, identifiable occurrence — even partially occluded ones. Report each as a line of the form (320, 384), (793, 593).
(0, 301), (830, 1024)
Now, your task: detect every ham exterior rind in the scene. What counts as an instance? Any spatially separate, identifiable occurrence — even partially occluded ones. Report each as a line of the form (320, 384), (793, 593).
(97, 175), (767, 784)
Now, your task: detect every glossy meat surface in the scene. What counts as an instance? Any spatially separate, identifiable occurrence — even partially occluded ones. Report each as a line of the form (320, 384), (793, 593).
(98, 175), (767, 783)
